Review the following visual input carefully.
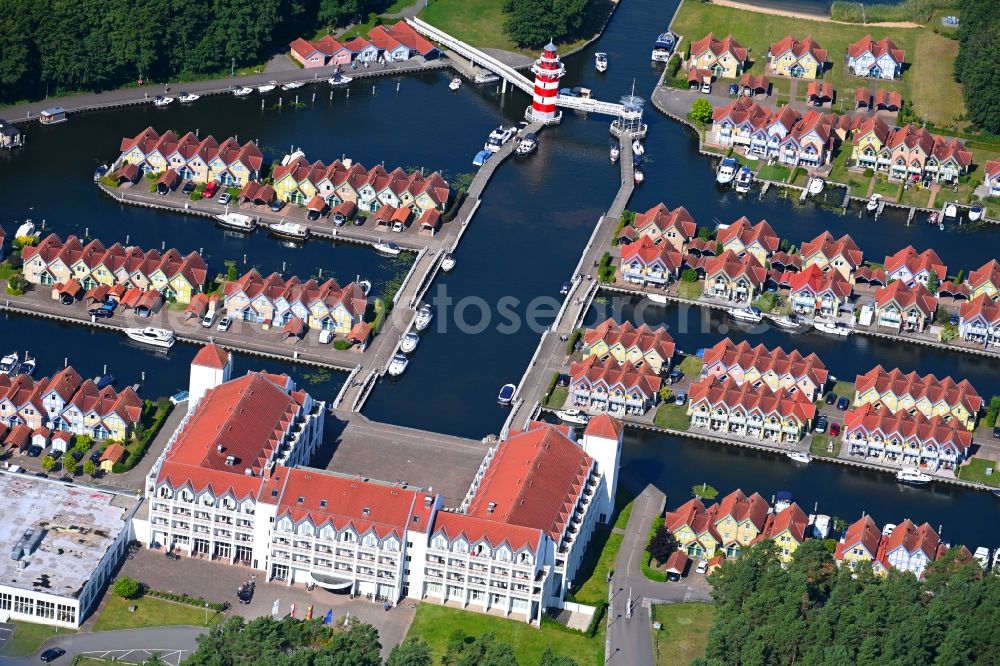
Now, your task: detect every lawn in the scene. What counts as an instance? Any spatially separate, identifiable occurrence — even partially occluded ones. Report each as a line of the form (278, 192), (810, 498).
(654, 403), (691, 431)
(810, 434), (841, 458)
(651, 603), (715, 666)
(676, 281), (704, 300)
(93, 595), (224, 632)
(677, 355), (704, 378)
(1, 622), (74, 657)
(831, 380), (855, 399)
(546, 386), (569, 409)
(569, 492), (635, 605)
(957, 456), (1000, 487)
(758, 163), (791, 183)
(405, 603), (602, 665)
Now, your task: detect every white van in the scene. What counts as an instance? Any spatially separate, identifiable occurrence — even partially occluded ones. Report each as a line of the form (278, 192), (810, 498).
(318, 330), (333, 344)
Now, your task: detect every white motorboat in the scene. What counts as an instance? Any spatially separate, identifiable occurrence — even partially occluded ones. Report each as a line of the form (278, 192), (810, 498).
(414, 304), (433, 331)
(555, 409), (590, 425)
(992, 548), (1000, 574)
(268, 221), (309, 240)
(153, 95), (174, 107)
(373, 239), (401, 256)
(973, 547), (991, 571)
(927, 211), (939, 226)
(387, 354), (409, 377)
(634, 168), (644, 185)
(357, 279), (372, 296)
(215, 212), (256, 231)
(808, 176), (824, 195)
(786, 451), (811, 464)
(729, 306), (763, 324)
(769, 315), (801, 330)
(0, 352), (19, 375)
(882, 523), (897, 537)
(125, 327), (176, 349)
(734, 166), (754, 194)
(896, 467), (931, 485)
(400, 332), (420, 354)
(497, 383), (516, 406)
(232, 86), (253, 96)
(474, 72), (500, 84)
(647, 293), (669, 305)
(15, 354), (35, 377)
(441, 253), (456, 272)
(716, 157), (738, 185)
(484, 125), (516, 152)
(595, 52), (608, 73)
(178, 92), (200, 103)
(449, 77), (462, 91)
(327, 74), (352, 87)
(257, 82), (277, 93)
(515, 132), (538, 156)
(281, 81), (305, 91)
(969, 203), (985, 221)
(15, 221), (35, 238)
(866, 193), (881, 212)
(610, 145), (620, 163)
(944, 203), (958, 218)
(632, 140), (644, 156)
(814, 319), (852, 336)
(472, 149), (491, 167)
(651, 31), (675, 62)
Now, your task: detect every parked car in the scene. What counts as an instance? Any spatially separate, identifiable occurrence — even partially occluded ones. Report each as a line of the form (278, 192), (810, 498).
(270, 199), (285, 212)
(218, 192), (231, 205)
(695, 560), (709, 575)
(89, 450), (102, 463)
(814, 416), (828, 433)
(728, 83), (739, 96)
(836, 396), (850, 410)
(825, 392), (837, 405)
(333, 212), (347, 226)
(667, 571), (681, 582)
(674, 391), (687, 406)
(700, 81), (711, 93)
(668, 369), (683, 385)
(182, 181), (196, 194)
(91, 305), (115, 318)
(27, 445), (42, 457)
(994, 426), (1000, 439)
(217, 316), (232, 332)
(307, 209), (321, 221)
(203, 181), (220, 199)
(949, 313), (960, 327)
(201, 313), (215, 328)
(353, 214), (367, 226)
(40, 647), (66, 663)
(830, 423), (841, 437)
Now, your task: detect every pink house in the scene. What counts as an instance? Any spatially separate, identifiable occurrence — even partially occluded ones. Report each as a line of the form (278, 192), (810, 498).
(314, 34), (352, 66)
(289, 38), (326, 68)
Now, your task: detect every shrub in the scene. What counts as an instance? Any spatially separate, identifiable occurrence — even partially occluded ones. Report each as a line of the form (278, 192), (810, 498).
(565, 329), (582, 355)
(113, 576), (142, 599)
(144, 588), (226, 612)
(863, 168), (875, 178)
(692, 483), (719, 499)
(681, 268), (699, 283)
(5, 274), (28, 295)
(689, 98), (713, 125)
(333, 339), (351, 351)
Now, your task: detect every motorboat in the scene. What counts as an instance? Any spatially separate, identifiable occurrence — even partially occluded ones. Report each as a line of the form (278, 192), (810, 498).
(178, 92), (200, 103)
(814, 319), (852, 336)
(716, 157), (738, 185)
(808, 514), (831, 539)
(808, 177), (824, 195)
(734, 166), (754, 194)
(473, 149), (491, 167)
(414, 304), (433, 331)
(449, 77), (462, 91)
(327, 74), (352, 87)
(634, 168), (644, 185)
(866, 193), (881, 212)
(484, 125), (516, 152)
(595, 52), (608, 73)
(474, 72), (500, 84)
(927, 211), (939, 226)
(232, 86), (253, 96)
(632, 140), (644, 156)
(15, 221), (35, 238)
(441, 253), (456, 272)
(651, 31), (675, 62)
(882, 523), (897, 537)
(632, 152), (643, 168)
(786, 451), (811, 464)
(969, 203), (984, 221)
(774, 491), (793, 513)
(124, 327), (176, 349)
(15, 354), (35, 377)
(729, 306), (763, 324)
(373, 239), (401, 256)
(944, 203), (958, 218)
(257, 82), (277, 93)
(357, 279), (372, 296)
(769, 314), (801, 330)
(497, 383), (516, 406)
(93, 165), (108, 182)
(215, 212), (256, 231)
(555, 409), (590, 425)
(610, 145), (620, 163)
(896, 467), (931, 485)
(515, 132), (538, 156)
(267, 221), (309, 240)
(0, 352), (19, 375)
(387, 354), (409, 377)
(647, 293), (669, 304)
(153, 95), (174, 107)
(400, 332), (420, 354)
(281, 81), (305, 90)
(973, 547), (990, 571)
(992, 548), (1000, 573)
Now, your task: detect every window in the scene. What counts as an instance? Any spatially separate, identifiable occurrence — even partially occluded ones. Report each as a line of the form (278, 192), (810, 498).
(36, 600), (55, 620)
(0, 593), (10, 610)
(13, 595), (33, 615)
(57, 604), (76, 624)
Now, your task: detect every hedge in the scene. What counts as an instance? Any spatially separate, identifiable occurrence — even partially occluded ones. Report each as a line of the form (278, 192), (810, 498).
(641, 515), (669, 583)
(545, 372), (560, 402)
(122, 399), (174, 471)
(145, 588), (227, 612)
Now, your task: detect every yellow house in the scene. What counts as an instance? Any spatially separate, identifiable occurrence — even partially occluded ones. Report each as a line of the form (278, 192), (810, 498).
(834, 516), (881, 569)
(768, 35), (827, 79)
(853, 366), (980, 431)
(761, 504), (809, 564)
(969, 260), (1000, 300)
(99, 443), (127, 472)
(851, 115), (892, 170)
(690, 33), (748, 79)
(712, 490), (769, 558)
(665, 499), (720, 559)
(583, 319), (676, 376)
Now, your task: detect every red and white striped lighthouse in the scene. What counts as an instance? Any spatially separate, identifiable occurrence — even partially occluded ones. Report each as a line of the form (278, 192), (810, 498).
(530, 41), (564, 122)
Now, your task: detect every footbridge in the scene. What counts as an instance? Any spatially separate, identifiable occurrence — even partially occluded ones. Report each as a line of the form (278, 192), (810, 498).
(407, 18), (629, 117)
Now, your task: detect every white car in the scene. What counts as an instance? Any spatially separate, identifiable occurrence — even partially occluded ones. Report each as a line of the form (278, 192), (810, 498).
(696, 560), (709, 575)
(201, 313), (215, 328)
(700, 82), (711, 94)
(218, 192), (231, 205)
(216, 316), (232, 332)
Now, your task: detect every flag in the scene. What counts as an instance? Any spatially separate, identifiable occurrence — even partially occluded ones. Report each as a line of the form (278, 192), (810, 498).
(306, 605), (314, 621)
(271, 598), (280, 616)
(342, 611), (350, 627)
(290, 603), (296, 619)
(323, 609), (333, 625)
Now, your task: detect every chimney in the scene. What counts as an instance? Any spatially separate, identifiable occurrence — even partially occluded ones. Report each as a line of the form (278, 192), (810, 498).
(487, 502), (497, 514)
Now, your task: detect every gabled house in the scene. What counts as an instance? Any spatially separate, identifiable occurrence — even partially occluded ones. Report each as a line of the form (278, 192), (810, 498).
(800, 231), (863, 280)
(760, 503), (810, 564)
(768, 35), (827, 79)
(834, 515), (881, 568)
(626, 203), (697, 251)
(704, 251), (767, 304)
(701, 338), (828, 402)
(884, 246), (947, 287)
(958, 294), (1000, 346)
(344, 36), (379, 63)
(779, 110), (837, 167)
(872, 520), (940, 578)
(289, 37), (327, 67)
(665, 498), (720, 559)
(690, 33), (748, 79)
(844, 403), (971, 471)
(968, 259), (1000, 300)
(619, 236), (682, 287)
(847, 35), (905, 79)
(711, 489), (770, 558)
(873, 280), (937, 332)
(984, 159), (1000, 197)
(687, 375), (816, 443)
(853, 365), (981, 430)
(582, 319), (676, 375)
(788, 264), (853, 318)
(368, 26), (411, 62)
(716, 217), (779, 264)
(314, 34), (352, 66)
(384, 22), (439, 59)
(568, 356), (661, 416)
(851, 115), (893, 169)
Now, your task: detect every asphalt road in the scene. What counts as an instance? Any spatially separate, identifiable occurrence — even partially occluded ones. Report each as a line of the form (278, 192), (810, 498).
(0, 626), (204, 666)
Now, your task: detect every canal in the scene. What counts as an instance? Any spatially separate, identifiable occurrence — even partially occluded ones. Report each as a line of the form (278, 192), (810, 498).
(0, 0), (997, 545)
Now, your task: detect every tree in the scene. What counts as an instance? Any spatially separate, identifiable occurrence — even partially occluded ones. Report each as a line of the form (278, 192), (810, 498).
(502, 0), (589, 49)
(113, 576), (141, 599)
(40, 455), (56, 472)
(955, 0), (1000, 132)
(443, 632), (518, 666)
(387, 637), (433, 666)
(143, 654), (167, 666)
(926, 269), (940, 294)
(62, 454), (77, 475)
(540, 649), (578, 666)
(689, 98), (714, 125)
(646, 525), (678, 563)
(83, 459), (97, 477)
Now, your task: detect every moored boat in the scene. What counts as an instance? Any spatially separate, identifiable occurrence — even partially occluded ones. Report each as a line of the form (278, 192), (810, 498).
(813, 319), (852, 336)
(387, 354), (409, 377)
(632, 140), (644, 156)
(153, 95), (174, 107)
(373, 239), (401, 256)
(716, 157), (738, 185)
(647, 293), (669, 304)
(969, 203), (984, 221)
(769, 314), (801, 330)
(484, 125), (516, 152)
(808, 176), (824, 195)
(474, 72), (500, 84)
(414, 304), (433, 331)
(594, 52), (608, 72)
(232, 86), (253, 96)
(215, 212), (256, 231)
(973, 547), (991, 571)
(400, 332), (420, 354)
(651, 31), (675, 62)
(473, 149), (491, 167)
(944, 203), (958, 218)
(178, 92), (200, 103)
(729, 306), (763, 323)
(441, 253), (456, 272)
(0, 352), (19, 375)
(449, 77), (462, 91)
(281, 81), (305, 90)
(327, 74), (352, 87)
(734, 166), (754, 194)
(515, 132), (538, 156)
(634, 168), (644, 185)
(124, 327), (176, 349)
(786, 451), (811, 464)
(610, 145), (620, 163)
(497, 383), (516, 406)
(555, 409), (589, 425)
(896, 467), (931, 485)
(267, 221), (309, 240)
(927, 211), (939, 226)
(866, 193), (881, 212)
(257, 82), (277, 93)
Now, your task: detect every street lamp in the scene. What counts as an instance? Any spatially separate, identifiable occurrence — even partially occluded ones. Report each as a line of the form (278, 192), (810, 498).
(232, 58), (236, 77)
(204, 602), (209, 625)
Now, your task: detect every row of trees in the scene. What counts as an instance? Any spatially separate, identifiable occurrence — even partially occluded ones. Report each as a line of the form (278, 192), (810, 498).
(954, 0), (1000, 133)
(502, 0), (591, 48)
(0, 0), (389, 105)
(697, 539), (1000, 665)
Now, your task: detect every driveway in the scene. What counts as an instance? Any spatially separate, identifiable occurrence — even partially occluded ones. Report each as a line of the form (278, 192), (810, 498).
(0, 626), (204, 666)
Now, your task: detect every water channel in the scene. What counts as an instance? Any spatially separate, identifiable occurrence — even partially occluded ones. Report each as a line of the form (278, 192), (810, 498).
(0, 0), (997, 544)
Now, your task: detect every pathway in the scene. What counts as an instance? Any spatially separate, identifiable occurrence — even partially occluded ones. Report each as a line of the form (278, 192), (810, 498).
(0, 626), (204, 666)
(706, 0), (922, 27)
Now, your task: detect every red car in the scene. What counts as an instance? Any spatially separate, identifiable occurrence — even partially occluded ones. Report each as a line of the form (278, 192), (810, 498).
(202, 181), (220, 199)
(830, 423), (841, 437)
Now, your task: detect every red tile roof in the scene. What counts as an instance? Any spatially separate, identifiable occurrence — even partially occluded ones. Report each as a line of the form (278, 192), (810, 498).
(769, 34), (827, 64)
(689, 375), (817, 424)
(874, 280), (938, 318)
(584, 413), (624, 441)
(289, 37), (319, 59)
(874, 519), (940, 575)
(852, 115), (892, 146)
(873, 89), (902, 109)
(385, 21), (437, 56)
(985, 158), (1000, 179)
(194, 343), (230, 370)
(883, 245), (947, 282)
(848, 35), (905, 63)
(801, 231), (863, 270)
(960, 293), (1000, 326)
(705, 250), (767, 287)
(854, 365), (982, 415)
(569, 355), (662, 400)
(855, 87), (872, 105)
(717, 217), (779, 255)
(844, 403), (972, 455)
(432, 511), (542, 553)
(834, 515), (881, 561)
(100, 442), (127, 464)
(739, 73), (769, 91)
(633, 203), (697, 240)
(691, 33), (748, 63)
(788, 263), (853, 301)
(806, 80), (833, 100)
(761, 503), (809, 543)
(583, 319), (675, 366)
(702, 338), (828, 390)
(969, 259), (1000, 292)
(620, 235), (682, 273)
